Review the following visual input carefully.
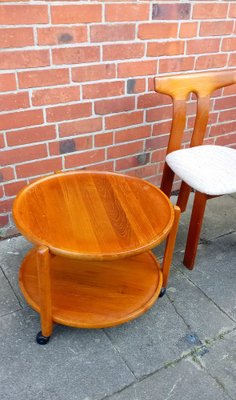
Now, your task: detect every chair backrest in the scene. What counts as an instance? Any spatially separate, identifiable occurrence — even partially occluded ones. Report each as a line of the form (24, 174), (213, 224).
(154, 70), (236, 154)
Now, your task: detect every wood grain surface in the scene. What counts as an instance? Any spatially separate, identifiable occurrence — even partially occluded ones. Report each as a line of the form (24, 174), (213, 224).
(19, 248), (162, 328)
(13, 171), (174, 260)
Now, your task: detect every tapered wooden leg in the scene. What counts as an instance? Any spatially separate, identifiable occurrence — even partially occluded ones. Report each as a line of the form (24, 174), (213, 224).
(36, 246), (53, 344)
(183, 191), (207, 270)
(177, 181), (191, 212)
(160, 163), (175, 198)
(160, 205), (181, 295)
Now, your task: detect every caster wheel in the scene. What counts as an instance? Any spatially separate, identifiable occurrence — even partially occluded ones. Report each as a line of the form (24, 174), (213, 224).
(159, 288), (166, 298)
(36, 331), (50, 345)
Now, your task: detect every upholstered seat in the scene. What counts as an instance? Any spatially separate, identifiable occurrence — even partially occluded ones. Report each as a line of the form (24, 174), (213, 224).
(166, 145), (236, 196)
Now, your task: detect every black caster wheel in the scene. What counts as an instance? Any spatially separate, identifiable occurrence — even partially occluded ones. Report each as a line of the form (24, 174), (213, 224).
(159, 288), (166, 298)
(36, 331), (50, 345)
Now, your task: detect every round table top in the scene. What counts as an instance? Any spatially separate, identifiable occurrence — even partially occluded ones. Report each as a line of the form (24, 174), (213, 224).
(13, 171), (174, 260)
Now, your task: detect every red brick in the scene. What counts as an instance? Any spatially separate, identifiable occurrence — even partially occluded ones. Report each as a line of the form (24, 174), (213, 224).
(59, 117), (102, 137)
(229, 3), (236, 17)
(138, 93), (171, 109)
(0, 134), (4, 148)
(146, 106), (172, 122)
(52, 47), (100, 65)
(0, 50), (50, 70)
(218, 109), (236, 123)
(95, 97), (135, 115)
(193, 3), (228, 19)
(187, 39), (220, 54)
(91, 24), (135, 42)
(0, 215), (9, 228)
(196, 54), (227, 70)
(103, 43), (144, 61)
(51, 5), (101, 24)
(152, 3), (191, 20)
(127, 165), (157, 180)
(0, 167), (15, 182)
(138, 23), (178, 40)
(0, 28), (34, 49)
(0, 110), (43, 131)
(115, 125), (151, 144)
(179, 22), (198, 38)
(153, 121), (172, 136)
(0, 74), (16, 92)
(151, 148), (167, 163)
(107, 141), (144, 159)
(118, 61), (157, 78)
(127, 78), (146, 94)
(1, 144), (47, 166)
(214, 95), (236, 111)
(210, 121), (236, 137)
(6, 126), (56, 147)
(229, 54), (236, 67)
(37, 26), (87, 46)
(0, 199), (14, 214)
(0, 92), (29, 112)
(159, 57), (194, 74)
(105, 111), (143, 130)
(0, 5), (48, 25)
(32, 86), (80, 106)
(16, 158), (63, 179)
(83, 81), (124, 99)
(147, 41), (184, 57)
(4, 180), (27, 197)
(215, 134), (236, 146)
(46, 103), (92, 123)
(72, 64), (115, 83)
(65, 149), (105, 169)
(95, 132), (113, 147)
(49, 137), (92, 156)
(18, 68), (69, 89)
(222, 38), (236, 52)
(105, 4), (149, 21)
(84, 161), (114, 172)
(200, 21), (233, 37)
(223, 84), (236, 96)
(115, 155), (140, 171)
(146, 136), (169, 151)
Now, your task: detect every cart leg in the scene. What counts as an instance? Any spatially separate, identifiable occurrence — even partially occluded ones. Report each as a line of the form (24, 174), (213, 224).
(160, 205), (180, 297)
(36, 246), (53, 345)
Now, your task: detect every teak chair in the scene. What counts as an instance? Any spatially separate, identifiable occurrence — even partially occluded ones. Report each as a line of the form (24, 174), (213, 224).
(154, 69), (236, 270)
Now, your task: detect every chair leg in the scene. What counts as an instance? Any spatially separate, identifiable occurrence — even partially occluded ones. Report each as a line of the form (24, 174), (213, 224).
(177, 181), (191, 212)
(183, 191), (207, 270)
(160, 163), (175, 198)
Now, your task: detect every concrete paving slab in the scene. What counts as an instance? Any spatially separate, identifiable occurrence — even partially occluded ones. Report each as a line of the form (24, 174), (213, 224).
(177, 232), (236, 321)
(166, 266), (236, 340)
(106, 357), (231, 400)
(153, 194), (236, 260)
(0, 267), (21, 317)
(0, 308), (135, 400)
(203, 330), (236, 400)
(0, 236), (32, 307)
(105, 295), (192, 379)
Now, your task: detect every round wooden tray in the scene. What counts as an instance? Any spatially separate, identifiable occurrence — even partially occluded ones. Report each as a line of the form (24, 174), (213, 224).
(13, 171), (174, 260)
(20, 248), (163, 329)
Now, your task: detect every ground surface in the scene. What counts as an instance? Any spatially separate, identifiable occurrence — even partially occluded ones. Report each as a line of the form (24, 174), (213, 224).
(0, 194), (235, 400)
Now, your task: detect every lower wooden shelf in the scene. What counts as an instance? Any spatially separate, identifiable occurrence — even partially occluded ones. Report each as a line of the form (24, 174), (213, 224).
(19, 248), (163, 329)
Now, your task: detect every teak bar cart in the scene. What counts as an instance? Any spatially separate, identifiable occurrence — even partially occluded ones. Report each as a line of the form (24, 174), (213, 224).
(13, 171), (180, 344)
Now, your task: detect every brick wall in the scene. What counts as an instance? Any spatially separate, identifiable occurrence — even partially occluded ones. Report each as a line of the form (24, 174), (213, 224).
(0, 1), (236, 237)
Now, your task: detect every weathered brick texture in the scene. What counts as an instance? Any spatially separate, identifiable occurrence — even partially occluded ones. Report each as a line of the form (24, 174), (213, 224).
(0, 1), (236, 236)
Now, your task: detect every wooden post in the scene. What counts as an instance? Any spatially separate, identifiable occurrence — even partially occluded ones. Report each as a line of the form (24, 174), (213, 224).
(162, 205), (180, 288)
(37, 246), (53, 338)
